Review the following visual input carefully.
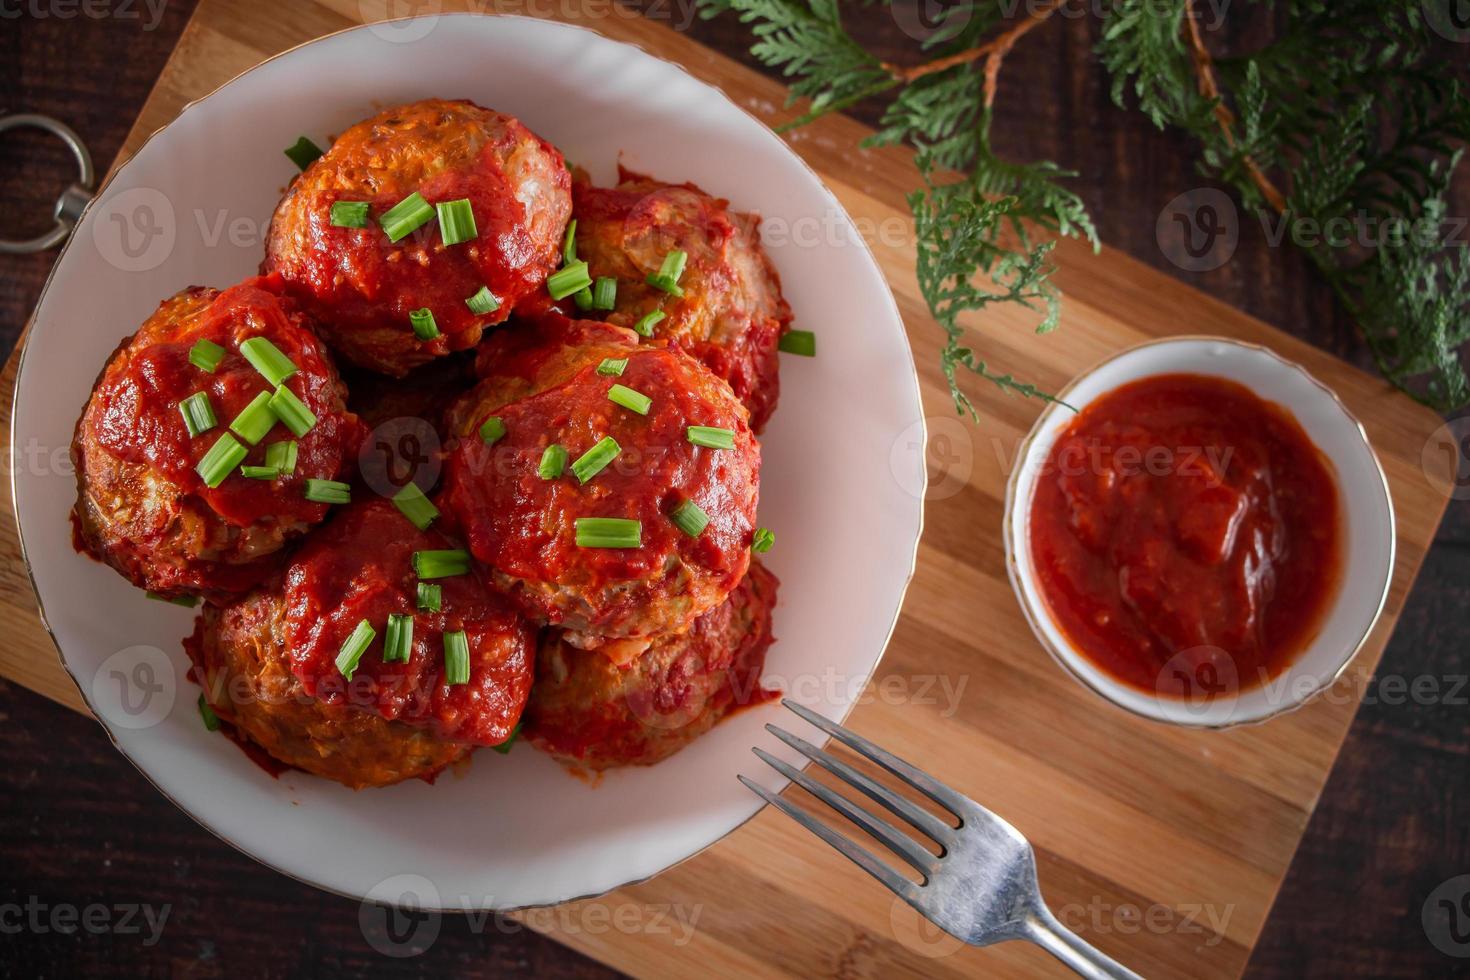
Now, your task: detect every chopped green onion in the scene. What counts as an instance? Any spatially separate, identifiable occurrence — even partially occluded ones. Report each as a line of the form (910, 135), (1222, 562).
(538, 444), (567, 480)
(632, 309), (666, 337)
(268, 385), (316, 437)
(198, 693), (220, 731)
(592, 277), (617, 311)
(670, 499), (709, 537)
(596, 357), (628, 377)
(284, 136), (323, 171)
(575, 517), (642, 549)
(239, 337), (297, 386)
(572, 287), (593, 311)
(336, 619), (376, 679)
(413, 549), (471, 579)
(436, 198), (478, 245)
(416, 582), (442, 613)
(240, 465), (280, 480)
(608, 383), (652, 416)
(383, 613), (413, 664)
(196, 433), (247, 488)
(228, 390), (278, 445)
(188, 339), (227, 373)
(656, 249), (688, 283)
(392, 483), (439, 530)
(687, 425), (735, 450)
(304, 478), (351, 505)
(571, 436), (620, 484)
(478, 416), (506, 445)
(752, 527), (775, 553)
(562, 218), (578, 264)
(465, 286), (500, 316)
(547, 260), (592, 300)
(265, 440), (298, 476)
(379, 191), (434, 242)
(409, 308), (439, 340)
(779, 330), (817, 356)
(147, 591), (199, 608)
(646, 273), (684, 297)
(443, 630), (470, 685)
(330, 201), (371, 228)
(491, 722), (522, 754)
(179, 391), (217, 438)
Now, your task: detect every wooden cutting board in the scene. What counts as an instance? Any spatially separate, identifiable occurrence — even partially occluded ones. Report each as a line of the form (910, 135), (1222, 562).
(1, 1), (1453, 976)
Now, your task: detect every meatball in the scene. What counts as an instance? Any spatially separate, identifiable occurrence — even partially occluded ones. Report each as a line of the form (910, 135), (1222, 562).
(186, 593), (468, 790)
(569, 169), (791, 430)
(282, 499), (535, 746)
(264, 99), (572, 376)
(441, 313), (760, 653)
(524, 560), (779, 769)
(71, 277), (363, 600)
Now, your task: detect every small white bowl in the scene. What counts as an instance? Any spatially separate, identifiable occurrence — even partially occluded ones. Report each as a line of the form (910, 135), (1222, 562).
(1004, 337), (1395, 727)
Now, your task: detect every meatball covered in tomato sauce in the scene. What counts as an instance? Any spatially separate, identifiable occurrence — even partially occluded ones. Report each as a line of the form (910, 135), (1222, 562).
(71, 277), (363, 600)
(441, 314), (760, 654)
(264, 99), (572, 376)
(187, 594), (469, 790)
(524, 560), (778, 770)
(569, 169), (791, 430)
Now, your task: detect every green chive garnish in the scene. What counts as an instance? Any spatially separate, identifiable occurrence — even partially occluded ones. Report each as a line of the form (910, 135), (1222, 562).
(330, 201), (371, 228)
(571, 436), (620, 484)
(268, 385), (316, 437)
(752, 527), (775, 553)
(572, 287), (593, 311)
(538, 444), (567, 480)
(465, 286), (500, 316)
(284, 136), (323, 171)
(479, 416), (506, 444)
(240, 465), (280, 480)
(179, 391), (217, 437)
(383, 613), (413, 664)
(392, 483), (439, 530)
(379, 191), (434, 242)
(416, 582), (442, 613)
(196, 433), (247, 488)
(265, 440), (298, 476)
(437, 198), (478, 245)
(547, 261), (592, 300)
(198, 694), (221, 731)
(687, 425), (735, 450)
(633, 309), (666, 337)
(336, 619), (376, 679)
(778, 330), (816, 356)
(188, 339), (227, 373)
(592, 277), (617, 311)
(492, 722), (521, 754)
(304, 478), (350, 505)
(562, 218), (578, 264)
(608, 383), (652, 416)
(147, 591), (199, 608)
(413, 549), (470, 579)
(657, 249), (688, 283)
(239, 337), (297, 386)
(575, 517), (642, 549)
(228, 390), (278, 445)
(670, 499), (709, 538)
(409, 308), (439, 340)
(443, 630), (470, 685)
(596, 357), (628, 377)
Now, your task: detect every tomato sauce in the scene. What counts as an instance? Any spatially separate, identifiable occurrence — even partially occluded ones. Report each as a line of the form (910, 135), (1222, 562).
(1028, 373), (1342, 696)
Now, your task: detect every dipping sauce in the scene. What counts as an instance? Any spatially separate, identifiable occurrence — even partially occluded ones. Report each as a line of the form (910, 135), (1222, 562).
(1028, 373), (1342, 696)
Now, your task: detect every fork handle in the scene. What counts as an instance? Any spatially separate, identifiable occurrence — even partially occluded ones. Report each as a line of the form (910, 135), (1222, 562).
(1023, 906), (1144, 980)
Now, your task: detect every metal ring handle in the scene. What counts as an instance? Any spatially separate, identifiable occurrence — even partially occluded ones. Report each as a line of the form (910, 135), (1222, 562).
(0, 113), (96, 254)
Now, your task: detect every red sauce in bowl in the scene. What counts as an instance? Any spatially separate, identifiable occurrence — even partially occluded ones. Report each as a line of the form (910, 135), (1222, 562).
(1028, 373), (1342, 697)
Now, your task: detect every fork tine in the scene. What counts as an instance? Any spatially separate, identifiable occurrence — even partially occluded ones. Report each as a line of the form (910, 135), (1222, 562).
(739, 775), (922, 903)
(752, 747), (939, 876)
(765, 724), (956, 847)
(781, 700), (969, 817)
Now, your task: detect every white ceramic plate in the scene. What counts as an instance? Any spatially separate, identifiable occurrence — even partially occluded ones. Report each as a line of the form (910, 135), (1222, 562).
(11, 14), (925, 909)
(1004, 337), (1395, 727)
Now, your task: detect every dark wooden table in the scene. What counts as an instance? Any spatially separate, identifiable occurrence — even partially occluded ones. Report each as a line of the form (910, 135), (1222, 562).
(3, 4), (1466, 977)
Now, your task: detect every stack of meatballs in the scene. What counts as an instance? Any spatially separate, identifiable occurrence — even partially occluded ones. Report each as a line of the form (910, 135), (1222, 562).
(71, 99), (794, 788)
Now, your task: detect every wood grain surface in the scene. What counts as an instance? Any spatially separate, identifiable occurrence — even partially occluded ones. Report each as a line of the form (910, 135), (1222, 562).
(3, 2), (1468, 978)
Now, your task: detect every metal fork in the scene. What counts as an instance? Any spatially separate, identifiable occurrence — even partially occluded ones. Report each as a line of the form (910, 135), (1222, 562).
(740, 700), (1143, 979)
